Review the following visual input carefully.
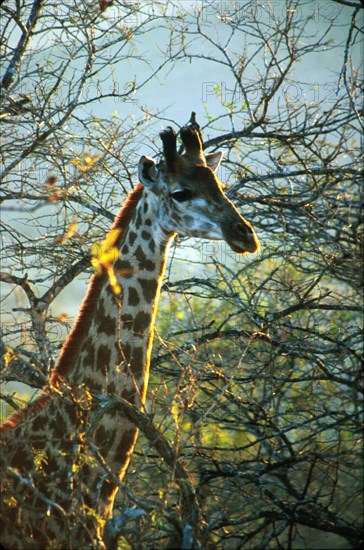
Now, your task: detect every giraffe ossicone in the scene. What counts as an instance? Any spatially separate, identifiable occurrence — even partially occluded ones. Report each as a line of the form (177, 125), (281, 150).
(1, 114), (259, 549)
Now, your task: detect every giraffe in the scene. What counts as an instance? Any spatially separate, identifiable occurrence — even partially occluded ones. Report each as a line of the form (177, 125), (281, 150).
(0, 114), (259, 549)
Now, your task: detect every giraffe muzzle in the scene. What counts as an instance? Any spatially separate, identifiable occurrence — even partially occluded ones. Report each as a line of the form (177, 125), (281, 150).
(224, 219), (260, 254)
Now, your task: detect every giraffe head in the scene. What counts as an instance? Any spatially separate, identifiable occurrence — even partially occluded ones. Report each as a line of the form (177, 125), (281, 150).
(138, 115), (259, 254)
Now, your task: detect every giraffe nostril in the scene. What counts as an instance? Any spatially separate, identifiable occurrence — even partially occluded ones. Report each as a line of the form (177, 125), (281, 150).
(237, 222), (253, 235)
(233, 221), (259, 253)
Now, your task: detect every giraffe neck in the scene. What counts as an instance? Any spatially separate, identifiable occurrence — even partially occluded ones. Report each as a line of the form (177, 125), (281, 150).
(63, 186), (174, 403)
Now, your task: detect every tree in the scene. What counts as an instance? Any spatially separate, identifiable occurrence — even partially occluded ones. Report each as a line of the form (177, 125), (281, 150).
(1, 0), (363, 548)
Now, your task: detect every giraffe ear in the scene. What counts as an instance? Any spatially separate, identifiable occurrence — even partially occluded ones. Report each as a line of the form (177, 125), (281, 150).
(205, 151), (223, 172)
(138, 156), (158, 188)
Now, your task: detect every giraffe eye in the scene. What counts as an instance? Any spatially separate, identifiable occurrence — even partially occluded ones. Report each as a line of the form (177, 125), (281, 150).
(171, 189), (193, 202)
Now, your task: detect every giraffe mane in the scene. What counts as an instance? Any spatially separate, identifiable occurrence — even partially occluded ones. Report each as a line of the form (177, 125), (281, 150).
(1, 184), (144, 433)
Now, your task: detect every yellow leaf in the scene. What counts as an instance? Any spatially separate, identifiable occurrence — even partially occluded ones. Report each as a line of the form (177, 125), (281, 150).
(3, 347), (16, 367)
(57, 313), (68, 323)
(170, 401), (179, 428)
(55, 218), (78, 244)
(33, 448), (48, 472)
(91, 229), (122, 295)
(71, 152), (101, 172)
(107, 267), (121, 295)
(70, 158), (88, 172)
(83, 153), (100, 165)
(5, 496), (18, 508)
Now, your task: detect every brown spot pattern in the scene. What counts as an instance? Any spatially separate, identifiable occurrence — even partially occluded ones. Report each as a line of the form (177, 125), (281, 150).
(134, 311), (151, 333)
(81, 341), (96, 368)
(121, 313), (133, 329)
(130, 347), (145, 378)
(97, 345), (112, 375)
(114, 258), (134, 278)
(135, 208), (143, 228)
(117, 343), (146, 379)
(135, 246), (155, 271)
(122, 342), (132, 363)
(140, 278), (158, 303)
(96, 300), (115, 336)
(128, 231), (137, 246)
(128, 287), (140, 307)
(135, 245), (147, 264)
